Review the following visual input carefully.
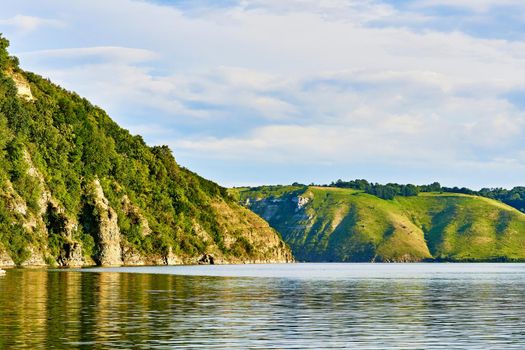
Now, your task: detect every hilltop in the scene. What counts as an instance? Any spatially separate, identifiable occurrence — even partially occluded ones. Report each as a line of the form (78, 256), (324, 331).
(232, 185), (525, 262)
(0, 36), (292, 267)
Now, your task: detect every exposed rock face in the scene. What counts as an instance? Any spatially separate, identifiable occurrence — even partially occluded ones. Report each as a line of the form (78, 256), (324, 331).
(3, 180), (28, 216)
(58, 242), (84, 267)
(0, 155), (294, 267)
(0, 247), (15, 267)
(208, 201), (294, 264)
(378, 254), (422, 263)
(20, 246), (46, 267)
(0, 151), (88, 267)
(0, 171), (294, 267)
(121, 243), (146, 266)
(293, 196), (310, 210)
(198, 254), (215, 265)
(165, 247), (183, 265)
(121, 241), (165, 266)
(8, 70), (34, 101)
(90, 179), (123, 266)
(24, 151), (85, 267)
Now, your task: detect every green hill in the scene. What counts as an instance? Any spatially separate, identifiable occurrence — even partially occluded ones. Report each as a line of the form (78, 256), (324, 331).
(0, 36), (292, 267)
(232, 185), (525, 262)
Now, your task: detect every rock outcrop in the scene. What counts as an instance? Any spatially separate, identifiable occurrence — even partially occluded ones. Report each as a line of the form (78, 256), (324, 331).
(7, 70), (33, 101)
(24, 151), (85, 267)
(0, 247), (15, 267)
(20, 246), (46, 267)
(57, 242), (84, 267)
(89, 179), (123, 266)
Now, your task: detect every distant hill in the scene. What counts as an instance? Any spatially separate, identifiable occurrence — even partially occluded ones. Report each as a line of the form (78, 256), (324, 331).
(0, 35), (292, 267)
(232, 185), (525, 262)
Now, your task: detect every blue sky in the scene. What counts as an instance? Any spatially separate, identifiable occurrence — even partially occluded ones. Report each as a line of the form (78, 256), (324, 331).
(2, 0), (525, 189)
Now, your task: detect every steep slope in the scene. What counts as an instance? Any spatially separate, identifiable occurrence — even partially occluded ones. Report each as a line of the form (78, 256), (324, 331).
(0, 36), (292, 267)
(233, 186), (525, 262)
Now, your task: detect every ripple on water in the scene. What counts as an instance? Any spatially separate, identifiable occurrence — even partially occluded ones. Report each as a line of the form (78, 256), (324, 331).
(1, 263), (525, 349)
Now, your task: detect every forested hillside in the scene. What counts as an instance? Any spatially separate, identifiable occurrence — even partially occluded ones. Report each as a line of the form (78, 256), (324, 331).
(233, 185), (525, 262)
(0, 36), (292, 267)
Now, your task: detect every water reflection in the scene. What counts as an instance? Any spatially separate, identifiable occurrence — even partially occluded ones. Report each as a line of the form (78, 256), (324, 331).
(1, 266), (525, 349)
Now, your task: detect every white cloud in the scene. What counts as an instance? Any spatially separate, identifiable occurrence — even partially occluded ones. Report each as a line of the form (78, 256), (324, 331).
(414, 0), (525, 12)
(214, 66), (278, 89)
(4, 0), (525, 186)
(19, 46), (158, 64)
(165, 66), (525, 172)
(0, 15), (64, 32)
(239, 0), (398, 23)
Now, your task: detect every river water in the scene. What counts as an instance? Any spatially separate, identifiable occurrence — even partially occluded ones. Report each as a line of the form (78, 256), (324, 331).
(1, 263), (525, 349)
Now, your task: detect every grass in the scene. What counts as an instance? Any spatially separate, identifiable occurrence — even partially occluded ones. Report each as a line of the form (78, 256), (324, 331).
(234, 186), (525, 262)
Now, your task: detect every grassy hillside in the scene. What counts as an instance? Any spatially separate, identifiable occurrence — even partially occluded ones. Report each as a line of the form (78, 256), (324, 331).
(233, 186), (525, 262)
(0, 36), (292, 267)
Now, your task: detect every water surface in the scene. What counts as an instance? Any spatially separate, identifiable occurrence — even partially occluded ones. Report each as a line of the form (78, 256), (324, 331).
(1, 263), (525, 349)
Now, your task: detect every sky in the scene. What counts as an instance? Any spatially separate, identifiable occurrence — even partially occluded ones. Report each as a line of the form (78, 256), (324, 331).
(1, 0), (525, 189)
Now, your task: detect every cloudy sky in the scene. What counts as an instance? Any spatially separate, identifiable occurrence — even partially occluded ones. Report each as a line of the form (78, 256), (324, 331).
(1, 0), (525, 188)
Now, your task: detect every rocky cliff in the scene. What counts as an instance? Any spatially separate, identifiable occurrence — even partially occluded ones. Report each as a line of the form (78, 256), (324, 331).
(0, 35), (293, 267)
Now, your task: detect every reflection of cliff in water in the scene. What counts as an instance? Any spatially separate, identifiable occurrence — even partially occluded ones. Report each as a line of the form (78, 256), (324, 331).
(0, 268), (525, 349)
(0, 270), (48, 349)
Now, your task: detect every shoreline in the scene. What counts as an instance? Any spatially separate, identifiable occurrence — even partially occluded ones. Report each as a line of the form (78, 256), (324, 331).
(5, 259), (525, 270)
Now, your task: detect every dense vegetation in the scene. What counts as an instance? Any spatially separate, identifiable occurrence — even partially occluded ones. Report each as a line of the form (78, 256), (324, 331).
(234, 185), (525, 262)
(0, 35), (291, 266)
(326, 179), (525, 212)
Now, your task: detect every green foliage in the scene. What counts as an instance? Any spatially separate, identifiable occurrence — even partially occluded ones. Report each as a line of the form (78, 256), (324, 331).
(0, 35), (11, 70)
(328, 179), (525, 213)
(0, 202), (31, 264)
(231, 185), (306, 201)
(43, 204), (68, 259)
(470, 187), (525, 213)
(77, 226), (95, 258)
(3, 223), (31, 265)
(329, 179), (420, 199)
